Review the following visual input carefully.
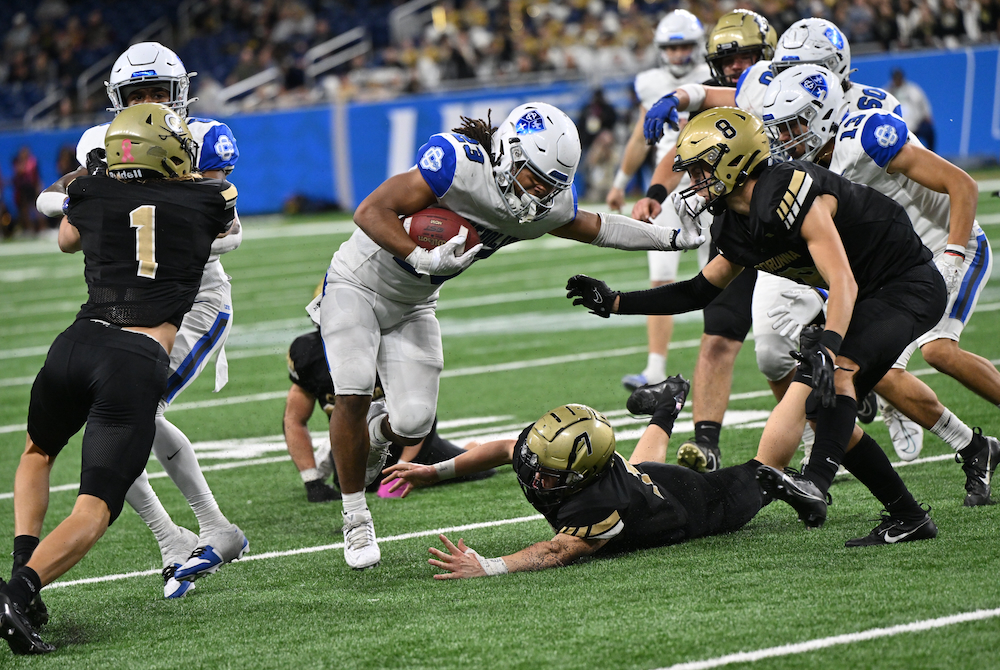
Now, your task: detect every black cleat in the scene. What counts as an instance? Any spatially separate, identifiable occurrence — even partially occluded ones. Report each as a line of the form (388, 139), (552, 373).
(676, 441), (720, 473)
(845, 508), (938, 547)
(756, 465), (829, 528)
(857, 390), (878, 424)
(23, 594), (47, 629)
(0, 593), (53, 655)
(305, 479), (342, 503)
(626, 374), (690, 417)
(957, 428), (1000, 507)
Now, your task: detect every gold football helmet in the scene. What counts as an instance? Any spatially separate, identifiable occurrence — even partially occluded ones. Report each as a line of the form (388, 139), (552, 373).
(105, 102), (198, 178)
(673, 107), (771, 213)
(517, 404), (616, 504)
(706, 10), (777, 85)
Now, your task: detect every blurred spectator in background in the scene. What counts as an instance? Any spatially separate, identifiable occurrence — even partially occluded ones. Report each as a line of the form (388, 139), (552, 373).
(12, 147), (43, 237)
(55, 145), (77, 180)
(577, 88), (618, 201)
(888, 67), (935, 151)
(0, 164), (11, 240)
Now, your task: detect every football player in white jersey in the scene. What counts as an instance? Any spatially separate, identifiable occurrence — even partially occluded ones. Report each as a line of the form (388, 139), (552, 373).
(604, 9), (711, 392)
(34, 42), (247, 599)
(315, 102), (705, 570)
(759, 63), (1000, 506)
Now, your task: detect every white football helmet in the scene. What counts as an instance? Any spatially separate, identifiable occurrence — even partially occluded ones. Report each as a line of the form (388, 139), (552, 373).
(772, 19), (851, 82)
(654, 9), (706, 78)
(494, 102), (581, 224)
(761, 64), (846, 163)
(106, 42), (195, 117)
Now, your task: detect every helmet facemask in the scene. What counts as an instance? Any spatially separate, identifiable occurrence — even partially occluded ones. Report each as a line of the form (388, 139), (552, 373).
(674, 148), (730, 215)
(495, 137), (567, 223)
(109, 75), (192, 117)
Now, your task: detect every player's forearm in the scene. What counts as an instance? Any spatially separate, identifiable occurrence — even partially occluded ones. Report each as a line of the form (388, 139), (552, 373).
(945, 171), (979, 249)
(820, 275), (857, 341)
(283, 422), (317, 471)
(649, 147), (683, 192)
(501, 536), (600, 574)
(451, 439), (514, 476)
(616, 273), (723, 315)
(354, 203), (418, 259)
(615, 120), (652, 183)
(57, 218), (80, 253)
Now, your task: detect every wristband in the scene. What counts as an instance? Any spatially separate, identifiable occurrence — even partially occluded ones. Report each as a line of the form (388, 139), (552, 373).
(432, 458), (457, 480)
(612, 169), (630, 191)
(466, 549), (509, 576)
(813, 287), (828, 301)
(645, 184), (668, 203)
(36, 191), (69, 218)
(819, 330), (843, 356)
(944, 243), (967, 261)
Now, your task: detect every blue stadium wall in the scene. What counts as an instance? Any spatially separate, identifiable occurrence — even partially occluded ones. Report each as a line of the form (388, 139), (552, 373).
(2, 45), (998, 216)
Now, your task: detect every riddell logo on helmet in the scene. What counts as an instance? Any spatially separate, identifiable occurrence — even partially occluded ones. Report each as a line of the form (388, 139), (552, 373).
(109, 168), (145, 179)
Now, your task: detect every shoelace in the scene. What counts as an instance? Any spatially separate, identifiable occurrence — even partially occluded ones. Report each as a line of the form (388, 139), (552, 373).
(345, 519), (373, 550)
(161, 565), (177, 582)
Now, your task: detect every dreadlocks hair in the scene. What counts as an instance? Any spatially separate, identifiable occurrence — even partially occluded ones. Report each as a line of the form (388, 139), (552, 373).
(452, 112), (497, 166)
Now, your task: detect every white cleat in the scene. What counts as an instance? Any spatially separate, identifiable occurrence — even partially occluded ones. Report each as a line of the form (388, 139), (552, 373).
(173, 524), (249, 582)
(342, 509), (381, 569)
(162, 526), (199, 598)
(879, 398), (923, 461)
(365, 398), (392, 487)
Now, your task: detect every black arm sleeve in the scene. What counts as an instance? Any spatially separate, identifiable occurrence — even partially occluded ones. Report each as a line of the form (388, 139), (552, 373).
(616, 273), (724, 315)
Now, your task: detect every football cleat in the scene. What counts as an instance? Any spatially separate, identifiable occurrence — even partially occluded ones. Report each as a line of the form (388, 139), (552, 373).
(365, 399), (392, 487)
(857, 390), (878, 424)
(957, 428), (1000, 507)
(879, 398), (923, 461)
(845, 507), (937, 547)
(626, 374), (690, 417)
(676, 440), (720, 473)
(173, 524), (249, 582)
(342, 509), (381, 569)
(162, 564), (195, 599)
(756, 464), (829, 528)
(0, 592), (53, 655)
(621, 372), (650, 392)
(305, 479), (342, 503)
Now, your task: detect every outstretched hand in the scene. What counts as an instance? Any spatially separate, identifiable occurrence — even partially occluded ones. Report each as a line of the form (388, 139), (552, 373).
(380, 462), (438, 497)
(428, 534), (486, 579)
(644, 93), (681, 144)
(566, 275), (619, 318)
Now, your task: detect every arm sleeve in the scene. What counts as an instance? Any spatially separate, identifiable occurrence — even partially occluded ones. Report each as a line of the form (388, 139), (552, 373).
(616, 273), (723, 315)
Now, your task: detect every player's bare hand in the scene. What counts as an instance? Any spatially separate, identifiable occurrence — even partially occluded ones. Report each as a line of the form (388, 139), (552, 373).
(429, 534), (485, 579)
(605, 187), (625, 212)
(381, 461), (437, 495)
(631, 197), (662, 222)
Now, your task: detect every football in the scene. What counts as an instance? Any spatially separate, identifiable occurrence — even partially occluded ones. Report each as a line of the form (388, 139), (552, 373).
(405, 208), (480, 254)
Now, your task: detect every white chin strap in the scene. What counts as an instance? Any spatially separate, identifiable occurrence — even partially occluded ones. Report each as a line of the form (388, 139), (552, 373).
(506, 192), (539, 224)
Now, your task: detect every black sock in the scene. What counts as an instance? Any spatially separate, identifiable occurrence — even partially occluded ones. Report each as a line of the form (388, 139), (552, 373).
(11, 535), (39, 576)
(842, 433), (923, 520)
(803, 395), (858, 494)
(650, 402), (681, 436)
(4, 566), (41, 611)
(694, 421), (721, 447)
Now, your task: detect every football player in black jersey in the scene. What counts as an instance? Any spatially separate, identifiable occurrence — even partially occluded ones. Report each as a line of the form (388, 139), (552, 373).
(0, 104), (236, 655)
(567, 108), (946, 547)
(380, 380), (801, 578)
(284, 329), (494, 502)
(631, 10), (778, 474)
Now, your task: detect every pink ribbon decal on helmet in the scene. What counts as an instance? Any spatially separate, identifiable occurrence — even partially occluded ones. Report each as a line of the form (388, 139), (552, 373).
(122, 139), (134, 162)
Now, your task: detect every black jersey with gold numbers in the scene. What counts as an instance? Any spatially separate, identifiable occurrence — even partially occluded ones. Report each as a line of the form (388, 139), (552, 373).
(67, 175), (236, 328)
(711, 160), (931, 299)
(288, 330), (337, 414)
(512, 441), (692, 554)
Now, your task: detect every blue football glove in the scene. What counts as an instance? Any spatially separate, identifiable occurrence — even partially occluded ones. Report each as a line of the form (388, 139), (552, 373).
(643, 93), (681, 145)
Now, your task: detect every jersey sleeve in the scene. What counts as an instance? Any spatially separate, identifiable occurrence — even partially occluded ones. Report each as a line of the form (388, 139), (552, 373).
(76, 124), (110, 169)
(735, 61), (773, 117)
(553, 494), (625, 541)
(213, 180), (238, 233)
(189, 118), (240, 173)
(754, 162), (820, 237)
(415, 134), (459, 198)
(858, 112), (908, 168)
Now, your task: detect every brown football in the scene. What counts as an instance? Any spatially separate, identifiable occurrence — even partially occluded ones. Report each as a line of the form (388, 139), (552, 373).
(406, 208), (481, 254)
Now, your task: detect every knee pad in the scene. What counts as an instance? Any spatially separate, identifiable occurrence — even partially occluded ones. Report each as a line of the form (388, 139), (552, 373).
(755, 334), (797, 382)
(386, 398), (435, 440)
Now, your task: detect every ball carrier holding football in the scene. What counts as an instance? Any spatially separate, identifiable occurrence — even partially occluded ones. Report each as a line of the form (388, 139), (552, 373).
(314, 102), (705, 569)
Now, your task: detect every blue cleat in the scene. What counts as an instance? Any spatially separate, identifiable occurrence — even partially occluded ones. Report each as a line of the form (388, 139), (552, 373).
(173, 525), (249, 582)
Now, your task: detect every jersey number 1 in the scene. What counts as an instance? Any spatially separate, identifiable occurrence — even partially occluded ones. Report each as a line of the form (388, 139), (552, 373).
(130, 205), (157, 278)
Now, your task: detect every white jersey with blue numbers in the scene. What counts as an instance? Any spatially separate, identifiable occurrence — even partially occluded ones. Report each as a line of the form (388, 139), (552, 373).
(735, 61), (902, 119)
(331, 132), (578, 304)
(635, 62), (711, 165)
(829, 109), (981, 255)
(77, 116), (241, 291)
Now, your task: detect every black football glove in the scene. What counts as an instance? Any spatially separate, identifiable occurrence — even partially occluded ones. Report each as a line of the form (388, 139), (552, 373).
(791, 325), (836, 408)
(566, 274), (619, 318)
(86, 147), (107, 177)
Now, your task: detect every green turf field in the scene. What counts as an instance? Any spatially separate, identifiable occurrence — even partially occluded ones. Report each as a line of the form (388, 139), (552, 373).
(0, 179), (999, 669)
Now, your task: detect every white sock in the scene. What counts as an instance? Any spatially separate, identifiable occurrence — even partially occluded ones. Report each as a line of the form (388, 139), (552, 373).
(125, 470), (180, 563)
(643, 353), (667, 383)
(342, 491), (368, 515)
(931, 408), (974, 452)
(152, 415), (230, 537)
(300, 467), (321, 482)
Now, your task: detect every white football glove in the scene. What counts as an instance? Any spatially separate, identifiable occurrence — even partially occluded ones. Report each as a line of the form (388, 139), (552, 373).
(934, 250), (965, 295)
(766, 288), (826, 341)
(405, 227), (482, 276)
(668, 192), (706, 250)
